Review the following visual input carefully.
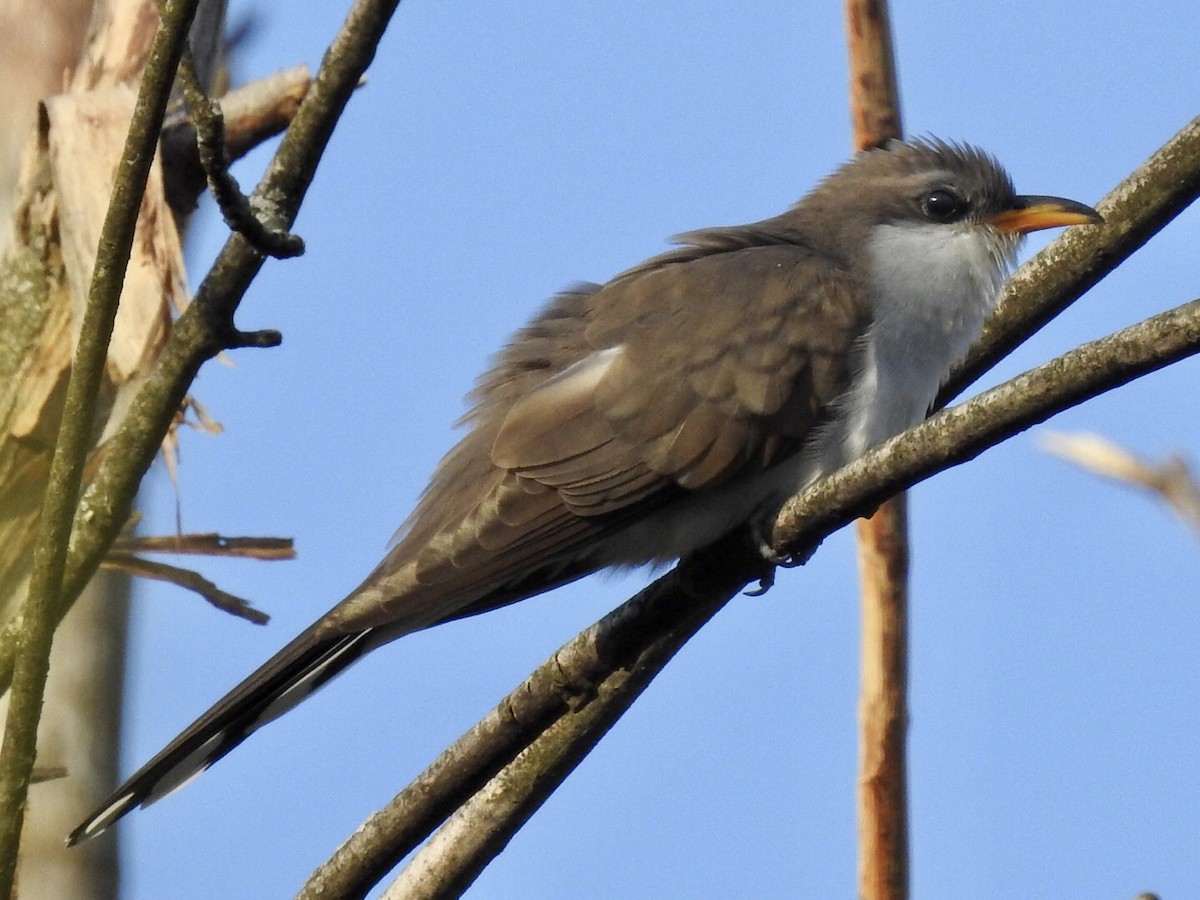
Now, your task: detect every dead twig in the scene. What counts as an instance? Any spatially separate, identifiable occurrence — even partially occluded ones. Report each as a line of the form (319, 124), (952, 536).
(161, 63), (315, 214)
(176, 50), (303, 257)
(109, 532), (295, 559)
(101, 553), (269, 624)
(1040, 431), (1200, 540)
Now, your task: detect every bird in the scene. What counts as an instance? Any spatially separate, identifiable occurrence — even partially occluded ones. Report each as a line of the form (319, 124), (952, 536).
(69, 138), (1101, 844)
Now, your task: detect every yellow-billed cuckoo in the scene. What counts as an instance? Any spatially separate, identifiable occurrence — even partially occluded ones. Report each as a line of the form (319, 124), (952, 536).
(70, 139), (1101, 844)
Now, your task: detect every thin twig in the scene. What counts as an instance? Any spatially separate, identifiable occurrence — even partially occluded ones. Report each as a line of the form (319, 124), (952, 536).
(176, 49), (304, 257)
(161, 63), (315, 215)
(101, 553), (270, 624)
(108, 532), (295, 559)
(0, 0), (201, 890)
(29, 768), (68, 785)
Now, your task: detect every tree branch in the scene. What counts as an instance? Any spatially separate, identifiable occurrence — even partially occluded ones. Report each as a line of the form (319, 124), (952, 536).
(176, 48), (305, 257)
(0, 0), (200, 889)
(99, 554), (270, 624)
(843, 2), (910, 897)
(772, 298), (1200, 552)
(1040, 432), (1200, 541)
(161, 63), (315, 215)
(299, 536), (766, 900)
(0, 0), (405, 697)
(108, 532), (295, 559)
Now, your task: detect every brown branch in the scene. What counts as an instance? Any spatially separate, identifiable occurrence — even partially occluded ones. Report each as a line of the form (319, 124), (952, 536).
(845, 0), (902, 148)
(100, 533), (294, 624)
(29, 767), (68, 785)
(854, 498), (908, 900)
(100, 553), (269, 624)
(161, 63), (315, 215)
(845, 2), (909, 897)
(108, 532), (295, 559)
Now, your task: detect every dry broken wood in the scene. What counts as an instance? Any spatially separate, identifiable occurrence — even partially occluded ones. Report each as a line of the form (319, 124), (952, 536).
(0, 2), (307, 895)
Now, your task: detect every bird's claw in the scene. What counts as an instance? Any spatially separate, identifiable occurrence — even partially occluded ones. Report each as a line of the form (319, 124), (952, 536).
(743, 567), (776, 597)
(750, 514), (810, 569)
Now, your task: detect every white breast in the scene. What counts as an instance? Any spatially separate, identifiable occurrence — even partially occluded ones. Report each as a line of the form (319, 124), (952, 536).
(836, 221), (1017, 462)
(601, 221), (1018, 566)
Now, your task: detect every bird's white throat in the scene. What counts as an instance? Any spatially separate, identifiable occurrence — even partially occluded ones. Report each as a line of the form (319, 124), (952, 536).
(839, 221), (1019, 458)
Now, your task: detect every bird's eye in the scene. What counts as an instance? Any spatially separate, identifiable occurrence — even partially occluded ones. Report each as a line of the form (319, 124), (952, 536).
(922, 188), (967, 223)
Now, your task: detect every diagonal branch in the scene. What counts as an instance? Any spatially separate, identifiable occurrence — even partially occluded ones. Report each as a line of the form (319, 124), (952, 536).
(299, 537), (762, 899)
(773, 298), (1200, 551)
(100, 554), (270, 624)
(1041, 433), (1200, 540)
(176, 48), (305, 257)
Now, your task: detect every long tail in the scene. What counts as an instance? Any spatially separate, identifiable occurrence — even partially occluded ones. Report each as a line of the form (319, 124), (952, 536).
(67, 622), (381, 845)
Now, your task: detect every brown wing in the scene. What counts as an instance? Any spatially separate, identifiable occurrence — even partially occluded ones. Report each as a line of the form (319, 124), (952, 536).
(491, 242), (870, 514)
(337, 238), (870, 633)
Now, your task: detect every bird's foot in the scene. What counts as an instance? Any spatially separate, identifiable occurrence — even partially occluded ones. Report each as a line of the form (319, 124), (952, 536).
(750, 511), (814, 568)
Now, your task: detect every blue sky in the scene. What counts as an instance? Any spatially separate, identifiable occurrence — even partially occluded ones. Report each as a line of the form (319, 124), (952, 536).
(115, 2), (1198, 897)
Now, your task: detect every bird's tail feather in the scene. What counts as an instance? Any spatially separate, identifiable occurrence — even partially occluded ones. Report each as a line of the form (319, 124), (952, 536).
(67, 623), (379, 845)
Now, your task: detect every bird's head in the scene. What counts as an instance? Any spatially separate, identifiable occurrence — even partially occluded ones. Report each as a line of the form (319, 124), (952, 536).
(792, 138), (1103, 273)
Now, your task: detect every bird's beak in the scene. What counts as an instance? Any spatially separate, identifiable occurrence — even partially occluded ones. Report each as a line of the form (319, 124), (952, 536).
(987, 195), (1104, 234)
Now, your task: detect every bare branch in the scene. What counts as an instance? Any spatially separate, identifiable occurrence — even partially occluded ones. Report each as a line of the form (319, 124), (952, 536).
(100, 553), (269, 624)
(29, 767), (68, 785)
(161, 63), (315, 214)
(109, 532), (295, 559)
(845, 0), (903, 148)
(1040, 432), (1200, 540)
(773, 298), (1200, 553)
(176, 48), (304, 257)
(299, 536), (764, 900)
(855, 497), (909, 900)
(940, 115), (1200, 405)
(844, 2), (910, 898)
